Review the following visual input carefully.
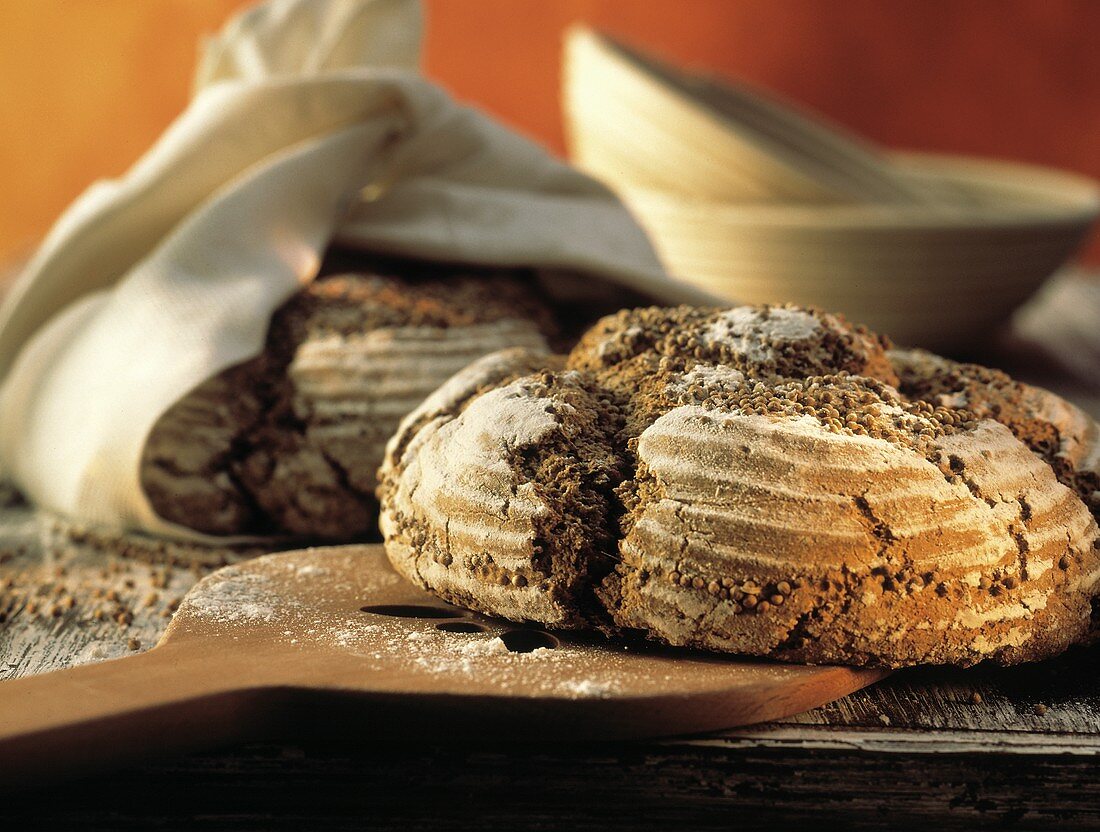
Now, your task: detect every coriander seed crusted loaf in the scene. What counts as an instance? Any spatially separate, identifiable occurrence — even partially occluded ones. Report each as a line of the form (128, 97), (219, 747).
(379, 304), (1100, 667)
(141, 270), (556, 539)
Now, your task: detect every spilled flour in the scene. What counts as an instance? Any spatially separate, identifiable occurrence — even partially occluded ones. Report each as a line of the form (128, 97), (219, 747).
(180, 553), (627, 700)
(184, 571), (279, 624)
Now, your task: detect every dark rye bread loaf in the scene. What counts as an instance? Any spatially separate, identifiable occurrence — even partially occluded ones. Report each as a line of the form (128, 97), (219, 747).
(379, 304), (1100, 667)
(140, 269), (556, 539)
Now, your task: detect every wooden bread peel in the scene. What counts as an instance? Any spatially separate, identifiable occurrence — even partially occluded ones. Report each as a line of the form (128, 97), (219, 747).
(0, 545), (885, 789)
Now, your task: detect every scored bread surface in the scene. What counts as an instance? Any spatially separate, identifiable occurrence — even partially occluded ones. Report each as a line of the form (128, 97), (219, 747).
(379, 304), (1100, 667)
(141, 272), (555, 539)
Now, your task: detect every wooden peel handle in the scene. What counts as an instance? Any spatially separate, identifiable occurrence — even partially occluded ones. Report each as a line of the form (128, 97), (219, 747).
(0, 643), (284, 790)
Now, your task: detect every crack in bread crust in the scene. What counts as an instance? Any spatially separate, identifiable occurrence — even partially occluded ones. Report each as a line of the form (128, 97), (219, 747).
(380, 304), (1100, 668)
(380, 364), (623, 628)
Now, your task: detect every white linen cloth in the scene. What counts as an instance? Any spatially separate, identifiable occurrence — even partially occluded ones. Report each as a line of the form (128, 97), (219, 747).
(0, 0), (713, 539)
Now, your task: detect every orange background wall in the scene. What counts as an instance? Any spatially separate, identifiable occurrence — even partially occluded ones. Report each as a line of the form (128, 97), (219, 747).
(1, 0), (1098, 262)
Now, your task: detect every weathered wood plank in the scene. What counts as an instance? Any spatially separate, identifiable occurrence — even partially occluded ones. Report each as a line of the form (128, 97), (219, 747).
(4, 738), (1100, 831)
(1, 508), (210, 680)
(778, 648), (1100, 736)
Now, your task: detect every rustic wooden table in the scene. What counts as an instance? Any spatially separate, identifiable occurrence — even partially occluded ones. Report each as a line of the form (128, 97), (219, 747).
(2, 498), (1099, 831)
(2, 305), (1099, 830)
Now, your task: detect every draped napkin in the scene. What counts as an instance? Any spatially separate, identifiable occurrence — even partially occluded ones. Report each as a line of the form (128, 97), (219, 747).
(0, 0), (713, 539)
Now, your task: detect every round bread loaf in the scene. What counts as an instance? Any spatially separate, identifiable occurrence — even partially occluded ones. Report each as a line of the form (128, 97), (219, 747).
(141, 269), (556, 539)
(379, 305), (1100, 667)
